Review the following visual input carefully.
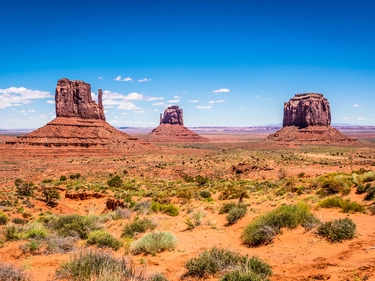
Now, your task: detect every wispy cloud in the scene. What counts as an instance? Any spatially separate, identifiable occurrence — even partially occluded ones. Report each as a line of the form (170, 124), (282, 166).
(353, 104), (360, 107)
(254, 95), (260, 98)
(114, 76), (133, 82)
(46, 100), (55, 104)
(167, 99), (180, 103)
(98, 76), (103, 80)
(209, 100), (226, 104)
(196, 105), (212, 109)
(174, 95), (181, 98)
(357, 117), (365, 120)
(138, 78), (151, 82)
(189, 100), (199, 103)
(153, 102), (165, 106)
(102, 90), (164, 110)
(0, 87), (52, 109)
(213, 88), (230, 93)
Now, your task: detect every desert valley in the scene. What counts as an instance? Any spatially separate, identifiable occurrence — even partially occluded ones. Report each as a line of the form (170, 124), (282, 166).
(0, 79), (374, 281)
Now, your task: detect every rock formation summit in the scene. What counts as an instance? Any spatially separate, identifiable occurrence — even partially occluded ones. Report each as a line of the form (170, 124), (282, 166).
(7, 78), (140, 148)
(148, 105), (208, 142)
(266, 93), (356, 143)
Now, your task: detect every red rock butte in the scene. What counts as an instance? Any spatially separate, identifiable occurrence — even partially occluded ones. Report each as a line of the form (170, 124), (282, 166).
(266, 93), (357, 143)
(148, 105), (208, 142)
(6, 78), (142, 148)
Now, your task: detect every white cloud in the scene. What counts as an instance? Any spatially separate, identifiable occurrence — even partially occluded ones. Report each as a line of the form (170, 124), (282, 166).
(213, 88), (230, 93)
(174, 95), (181, 98)
(343, 117), (351, 120)
(144, 96), (164, 101)
(123, 77), (133, 82)
(353, 104), (360, 107)
(254, 95), (260, 98)
(0, 87), (52, 109)
(114, 76), (122, 81)
(98, 76), (103, 80)
(102, 90), (163, 110)
(153, 102), (165, 106)
(138, 78), (151, 82)
(238, 107), (246, 111)
(167, 99), (180, 103)
(196, 105), (212, 109)
(357, 117), (365, 120)
(209, 100), (226, 104)
(118, 101), (141, 110)
(46, 100), (55, 104)
(189, 100), (199, 103)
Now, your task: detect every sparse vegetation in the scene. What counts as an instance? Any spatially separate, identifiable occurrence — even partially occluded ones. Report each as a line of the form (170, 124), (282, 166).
(0, 212), (8, 225)
(122, 217), (157, 238)
(316, 218), (356, 242)
(87, 230), (122, 250)
(107, 175), (123, 188)
(242, 203), (319, 246)
(219, 203), (247, 225)
(150, 202), (179, 216)
(15, 178), (35, 197)
(318, 196), (366, 213)
(0, 262), (31, 281)
(131, 231), (177, 255)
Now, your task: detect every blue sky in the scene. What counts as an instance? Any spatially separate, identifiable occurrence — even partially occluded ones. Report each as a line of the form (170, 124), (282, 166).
(1, 0), (374, 129)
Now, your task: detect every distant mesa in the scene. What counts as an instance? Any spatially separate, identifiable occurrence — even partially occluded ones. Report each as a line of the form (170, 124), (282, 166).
(148, 105), (208, 142)
(7, 78), (142, 148)
(266, 93), (357, 143)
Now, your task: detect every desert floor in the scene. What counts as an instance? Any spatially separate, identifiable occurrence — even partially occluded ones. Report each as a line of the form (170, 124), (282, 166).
(0, 130), (375, 281)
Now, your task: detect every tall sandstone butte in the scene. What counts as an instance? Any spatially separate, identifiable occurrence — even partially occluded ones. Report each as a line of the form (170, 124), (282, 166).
(55, 78), (105, 121)
(148, 105), (208, 142)
(7, 78), (142, 148)
(266, 93), (356, 143)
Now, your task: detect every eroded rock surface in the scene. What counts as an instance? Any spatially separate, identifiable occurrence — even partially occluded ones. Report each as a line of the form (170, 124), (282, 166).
(283, 93), (330, 128)
(160, 105), (183, 125)
(55, 78), (105, 121)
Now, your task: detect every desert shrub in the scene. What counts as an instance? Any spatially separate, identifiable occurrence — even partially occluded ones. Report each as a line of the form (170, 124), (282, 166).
(87, 230), (122, 250)
(122, 218), (157, 238)
(200, 190), (211, 198)
(226, 205), (247, 226)
(359, 171), (375, 183)
(220, 256), (272, 281)
(42, 187), (60, 206)
(369, 205), (375, 215)
(134, 201), (152, 214)
(356, 183), (369, 194)
(0, 212), (8, 225)
(150, 202), (179, 216)
(242, 204), (318, 246)
(12, 218), (28, 225)
(219, 202), (237, 214)
(0, 262), (31, 281)
(149, 273), (169, 281)
(316, 218), (356, 242)
(107, 175), (123, 188)
(49, 214), (100, 239)
(3, 224), (22, 241)
(196, 175), (209, 186)
(60, 175), (67, 181)
(14, 178), (35, 197)
(365, 186), (375, 200)
(316, 174), (352, 197)
(131, 231), (177, 255)
(318, 196), (366, 213)
(184, 247), (272, 280)
(278, 168), (287, 180)
(45, 235), (78, 254)
(20, 239), (41, 253)
(185, 210), (206, 230)
(55, 250), (146, 281)
(24, 222), (48, 239)
(69, 173), (81, 180)
(107, 208), (131, 220)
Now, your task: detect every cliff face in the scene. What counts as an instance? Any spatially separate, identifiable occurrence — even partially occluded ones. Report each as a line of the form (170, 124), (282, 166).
(160, 105), (183, 125)
(55, 78), (105, 121)
(283, 93), (331, 128)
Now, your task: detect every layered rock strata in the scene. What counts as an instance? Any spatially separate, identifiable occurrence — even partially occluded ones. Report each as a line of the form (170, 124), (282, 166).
(149, 105), (208, 142)
(266, 93), (356, 143)
(7, 78), (141, 148)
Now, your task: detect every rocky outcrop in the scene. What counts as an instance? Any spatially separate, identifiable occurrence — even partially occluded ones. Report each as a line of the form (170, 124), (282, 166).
(6, 78), (145, 149)
(283, 93), (330, 128)
(160, 105), (184, 125)
(266, 93), (356, 143)
(147, 105), (208, 142)
(55, 78), (105, 121)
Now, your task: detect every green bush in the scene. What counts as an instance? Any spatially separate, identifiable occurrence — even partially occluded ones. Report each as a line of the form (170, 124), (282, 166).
(12, 218), (28, 225)
(316, 174), (352, 197)
(0, 262), (31, 281)
(49, 214), (100, 239)
(318, 196), (366, 213)
(107, 175), (123, 188)
(226, 205), (247, 226)
(369, 204), (375, 215)
(316, 218), (356, 242)
(60, 175), (67, 181)
(150, 202), (179, 216)
(3, 224), (22, 241)
(242, 204), (319, 246)
(69, 173), (81, 180)
(365, 186), (375, 200)
(55, 250), (146, 281)
(184, 247), (272, 280)
(87, 230), (122, 250)
(200, 190), (212, 198)
(219, 203), (237, 214)
(149, 273), (169, 281)
(14, 178), (35, 197)
(122, 218), (157, 238)
(24, 222), (48, 239)
(131, 231), (177, 255)
(0, 212), (8, 225)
